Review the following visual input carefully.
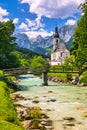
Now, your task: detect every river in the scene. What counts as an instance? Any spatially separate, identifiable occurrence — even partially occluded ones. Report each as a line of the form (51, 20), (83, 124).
(14, 74), (87, 130)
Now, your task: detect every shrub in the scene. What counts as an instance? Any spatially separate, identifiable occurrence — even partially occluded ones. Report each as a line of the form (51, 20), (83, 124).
(80, 71), (87, 84)
(28, 107), (41, 129)
(66, 73), (72, 82)
(0, 70), (3, 75)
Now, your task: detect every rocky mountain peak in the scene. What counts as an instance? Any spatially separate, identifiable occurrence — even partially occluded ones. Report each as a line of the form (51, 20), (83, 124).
(14, 25), (76, 55)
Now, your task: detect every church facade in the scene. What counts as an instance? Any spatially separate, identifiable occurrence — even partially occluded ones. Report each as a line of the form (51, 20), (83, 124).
(51, 26), (70, 65)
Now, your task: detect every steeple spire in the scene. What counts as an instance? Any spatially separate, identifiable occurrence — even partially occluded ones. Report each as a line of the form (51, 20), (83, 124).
(53, 25), (59, 52)
(54, 25), (59, 39)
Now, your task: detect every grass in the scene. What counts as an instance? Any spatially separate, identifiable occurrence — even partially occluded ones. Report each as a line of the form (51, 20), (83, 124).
(48, 72), (67, 82)
(0, 70), (3, 75)
(0, 79), (24, 130)
(50, 66), (79, 73)
(48, 72), (78, 82)
(28, 107), (41, 129)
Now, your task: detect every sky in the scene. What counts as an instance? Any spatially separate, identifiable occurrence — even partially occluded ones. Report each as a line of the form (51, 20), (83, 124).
(0, 0), (85, 39)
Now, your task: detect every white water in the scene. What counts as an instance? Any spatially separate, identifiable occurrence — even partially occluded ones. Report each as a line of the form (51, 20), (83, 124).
(15, 74), (87, 130)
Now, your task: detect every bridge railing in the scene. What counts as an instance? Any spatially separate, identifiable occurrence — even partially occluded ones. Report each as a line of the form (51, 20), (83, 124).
(3, 67), (29, 75)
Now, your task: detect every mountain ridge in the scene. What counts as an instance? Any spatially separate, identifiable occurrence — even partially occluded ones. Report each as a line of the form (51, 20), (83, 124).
(15, 25), (76, 55)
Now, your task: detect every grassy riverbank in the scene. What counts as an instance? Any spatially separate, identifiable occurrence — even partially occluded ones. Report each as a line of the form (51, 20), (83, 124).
(0, 79), (24, 130)
(48, 72), (77, 82)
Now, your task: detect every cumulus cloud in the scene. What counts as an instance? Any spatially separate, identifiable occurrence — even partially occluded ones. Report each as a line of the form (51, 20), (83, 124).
(19, 22), (29, 30)
(13, 18), (19, 24)
(26, 15), (45, 31)
(18, 15), (45, 32)
(0, 7), (9, 22)
(18, 15), (47, 38)
(65, 19), (77, 25)
(20, 0), (85, 18)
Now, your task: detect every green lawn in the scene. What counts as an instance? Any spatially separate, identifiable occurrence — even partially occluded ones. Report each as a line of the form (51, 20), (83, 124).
(48, 72), (78, 82)
(0, 79), (24, 130)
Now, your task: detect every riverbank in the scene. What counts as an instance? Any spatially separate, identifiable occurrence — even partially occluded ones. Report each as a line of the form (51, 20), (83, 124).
(48, 73), (87, 87)
(11, 93), (54, 129)
(0, 79), (24, 130)
(13, 74), (87, 130)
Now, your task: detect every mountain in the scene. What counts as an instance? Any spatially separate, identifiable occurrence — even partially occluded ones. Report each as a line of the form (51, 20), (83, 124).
(30, 35), (53, 49)
(59, 25), (76, 48)
(15, 33), (31, 49)
(15, 25), (76, 55)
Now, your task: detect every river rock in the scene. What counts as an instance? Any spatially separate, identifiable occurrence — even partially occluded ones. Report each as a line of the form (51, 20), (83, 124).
(22, 120), (31, 129)
(11, 93), (24, 101)
(63, 117), (76, 126)
(48, 91), (53, 93)
(41, 113), (49, 119)
(32, 100), (39, 103)
(82, 112), (87, 117)
(45, 126), (54, 130)
(47, 99), (56, 102)
(71, 75), (79, 85)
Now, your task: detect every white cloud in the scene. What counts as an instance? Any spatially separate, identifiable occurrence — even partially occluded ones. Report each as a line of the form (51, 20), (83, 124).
(0, 7), (9, 22)
(18, 15), (47, 38)
(0, 7), (9, 16)
(26, 15), (45, 31)
(26, 18), (36, 28)
(24, 29), (53, 39)
(65, 19), (77, 25)
(19, 22), (29, 30)
(18, 15), (45, 32)
(13, 18), (19, 24)
(20, 0), (85, 18)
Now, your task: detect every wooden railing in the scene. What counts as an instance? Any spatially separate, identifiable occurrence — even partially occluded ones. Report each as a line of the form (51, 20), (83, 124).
(3, 67), (29, 75)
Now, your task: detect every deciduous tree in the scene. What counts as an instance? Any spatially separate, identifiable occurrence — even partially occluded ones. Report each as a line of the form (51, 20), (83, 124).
(71, 1), (87, 69)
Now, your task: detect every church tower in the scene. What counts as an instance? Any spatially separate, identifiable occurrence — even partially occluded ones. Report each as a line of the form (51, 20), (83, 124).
(53, 26), (59, 52)
(51, 25), (70, 65)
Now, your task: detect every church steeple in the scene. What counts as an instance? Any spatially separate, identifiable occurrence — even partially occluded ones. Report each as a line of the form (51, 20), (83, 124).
(53, 26), (59, 52)
(54, 26), (59, 39)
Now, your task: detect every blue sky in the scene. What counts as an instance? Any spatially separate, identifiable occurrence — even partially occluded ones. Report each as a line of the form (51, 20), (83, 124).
(0, 0), (84, 39)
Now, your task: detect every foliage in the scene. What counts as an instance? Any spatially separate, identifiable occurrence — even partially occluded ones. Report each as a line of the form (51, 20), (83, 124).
(64, 55), (75, 68)
(30, 56), (50, 74)
(0, 120), (23, 130)
(80, 71), (87, 84)
(75, 49), (87, 68)
(0, 70), (3, 75)
(0, 20), (48, 69)
(66, 73), (72, 82)
(0, 80), (24, 130)
(28, 107), (41, 129)
(0, 21), (18, 69)
(70, 1), (87, 68)
(28, 107), (41, 119)
(7, 51), (21, 68)
(0, 20), (15, 53)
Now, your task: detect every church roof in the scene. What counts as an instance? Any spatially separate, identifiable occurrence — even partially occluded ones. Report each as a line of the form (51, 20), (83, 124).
(54, 42), (69, 52)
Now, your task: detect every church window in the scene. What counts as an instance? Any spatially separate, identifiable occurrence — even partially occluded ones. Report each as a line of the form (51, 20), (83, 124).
(60, 52), (62, 57)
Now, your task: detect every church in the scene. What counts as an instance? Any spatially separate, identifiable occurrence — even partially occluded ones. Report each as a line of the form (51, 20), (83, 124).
(51, 26), (70, 65)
